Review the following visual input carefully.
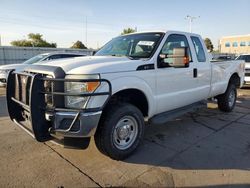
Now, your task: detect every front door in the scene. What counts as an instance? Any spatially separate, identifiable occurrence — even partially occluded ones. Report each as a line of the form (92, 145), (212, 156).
(156, 34), (198, 114)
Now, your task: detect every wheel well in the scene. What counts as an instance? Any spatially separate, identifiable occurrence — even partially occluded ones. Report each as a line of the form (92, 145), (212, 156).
(229, 73), (240, 88)
(104, 89), (149, 117)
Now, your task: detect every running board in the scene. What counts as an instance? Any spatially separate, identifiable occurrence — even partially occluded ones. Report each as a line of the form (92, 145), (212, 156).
(149, 101), (206, 125)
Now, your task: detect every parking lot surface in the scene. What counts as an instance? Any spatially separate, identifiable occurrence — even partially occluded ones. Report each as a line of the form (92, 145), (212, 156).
(0, 87), (250, 187)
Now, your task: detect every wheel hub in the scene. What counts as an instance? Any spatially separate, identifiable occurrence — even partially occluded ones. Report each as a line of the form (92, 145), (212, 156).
(117, 125), (130, 140)
(113, 116), (138, 150)
(228, 90), (236, 107)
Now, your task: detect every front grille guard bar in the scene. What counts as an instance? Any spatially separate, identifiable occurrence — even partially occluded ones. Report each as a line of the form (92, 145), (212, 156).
(40, 77), (112, 113)
(40, 77), (112, 134)
(7, 70), (112, 137)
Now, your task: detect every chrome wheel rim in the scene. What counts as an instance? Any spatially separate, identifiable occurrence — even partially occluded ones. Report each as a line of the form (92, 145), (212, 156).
(228, 89), (236, 108)
(113, 116), (138, 150)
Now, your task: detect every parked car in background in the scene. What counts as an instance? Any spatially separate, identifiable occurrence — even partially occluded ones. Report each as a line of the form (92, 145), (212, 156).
(212, 54), (236, 61)
(0, 52), (86, 87)
(236, 54), (250, 84)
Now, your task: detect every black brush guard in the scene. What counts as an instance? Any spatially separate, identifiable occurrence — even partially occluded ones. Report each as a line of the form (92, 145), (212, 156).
(7, 70), (112, 141)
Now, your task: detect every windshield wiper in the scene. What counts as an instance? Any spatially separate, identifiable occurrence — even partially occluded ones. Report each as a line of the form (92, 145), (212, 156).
(109, 54), (136, 60)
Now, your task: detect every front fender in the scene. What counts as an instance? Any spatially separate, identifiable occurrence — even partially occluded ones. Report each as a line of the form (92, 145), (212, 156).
(87, 76), (156, 118)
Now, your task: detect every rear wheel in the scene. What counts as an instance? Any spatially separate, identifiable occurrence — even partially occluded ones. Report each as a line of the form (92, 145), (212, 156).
(94, 103), (145, 160)
(217, 84), (237, 112)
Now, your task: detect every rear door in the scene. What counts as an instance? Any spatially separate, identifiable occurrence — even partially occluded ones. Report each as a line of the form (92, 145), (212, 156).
(190, 36), (212, 99)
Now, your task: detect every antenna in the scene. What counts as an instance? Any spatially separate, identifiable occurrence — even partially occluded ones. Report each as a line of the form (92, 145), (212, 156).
(185, 15), (200, 33)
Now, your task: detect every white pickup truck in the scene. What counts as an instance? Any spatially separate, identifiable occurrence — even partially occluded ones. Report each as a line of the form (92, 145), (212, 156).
(7, 31), (245, 160)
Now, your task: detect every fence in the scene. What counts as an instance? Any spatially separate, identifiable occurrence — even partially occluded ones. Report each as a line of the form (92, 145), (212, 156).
(0, 46), (94, 65)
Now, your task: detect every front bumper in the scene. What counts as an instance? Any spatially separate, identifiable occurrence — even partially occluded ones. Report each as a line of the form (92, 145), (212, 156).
(6, 69), (111, 141)
(51, 111), (102, 137)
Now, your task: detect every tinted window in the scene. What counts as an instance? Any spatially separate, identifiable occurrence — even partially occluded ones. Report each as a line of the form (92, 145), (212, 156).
(46, 54), (84, 60)
(237, 55), (250, 62)
(225, 42), (230, 47)
(245, 55), (250, 62)
(240, 42), (246, 46)
(248, 42), (250, 46)
(60, 54), (84, 58)
(23, 54), (47, 64)
(191, 36), (206, 62)
(232, 42), (238, 47)
(160, 34), (192, 64)
(47, 55), (62, 60)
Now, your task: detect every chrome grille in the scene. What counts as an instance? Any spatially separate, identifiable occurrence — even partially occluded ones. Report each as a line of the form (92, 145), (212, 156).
(44, 76), (54, 107)
(14, 74), (32, 105)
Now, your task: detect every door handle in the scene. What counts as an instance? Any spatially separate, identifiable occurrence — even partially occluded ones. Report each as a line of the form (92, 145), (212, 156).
(193, 68), (198, 78)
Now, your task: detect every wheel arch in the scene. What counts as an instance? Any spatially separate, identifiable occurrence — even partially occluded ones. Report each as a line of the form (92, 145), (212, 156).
(105, 88), (149, 117)
(229, 72), (241, 88)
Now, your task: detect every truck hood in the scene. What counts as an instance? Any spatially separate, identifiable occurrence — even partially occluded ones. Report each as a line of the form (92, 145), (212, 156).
(35, 56), (146, 74)
(0, 64), (27, 71)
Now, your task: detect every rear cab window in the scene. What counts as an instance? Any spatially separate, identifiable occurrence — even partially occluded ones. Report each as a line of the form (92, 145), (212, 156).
(191, 36), (206, 62)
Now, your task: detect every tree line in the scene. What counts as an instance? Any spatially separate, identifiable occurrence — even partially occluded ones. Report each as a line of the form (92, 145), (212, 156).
(11, 33), (87, 49)
(10, 28), (214, 52)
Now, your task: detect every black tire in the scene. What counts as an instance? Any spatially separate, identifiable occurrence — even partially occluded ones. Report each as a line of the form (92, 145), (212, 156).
(217, 84), (237, 112)
(94, 103), (145, 160)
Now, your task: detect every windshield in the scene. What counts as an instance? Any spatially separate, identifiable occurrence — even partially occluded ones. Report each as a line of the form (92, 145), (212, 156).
(95, 32), (164, 59)
(22, 54), (48, 64)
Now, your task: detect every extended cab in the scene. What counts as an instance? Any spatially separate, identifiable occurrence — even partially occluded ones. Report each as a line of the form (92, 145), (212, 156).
(6, 31), (245, 160)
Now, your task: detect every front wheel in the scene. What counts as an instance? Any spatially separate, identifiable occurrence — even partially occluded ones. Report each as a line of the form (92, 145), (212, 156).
(217, 84), (237, 112)
(94, 103), (145, 160)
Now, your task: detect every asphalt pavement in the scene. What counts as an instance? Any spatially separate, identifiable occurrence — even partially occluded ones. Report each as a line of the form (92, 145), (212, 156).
(0, 87), (250, 187)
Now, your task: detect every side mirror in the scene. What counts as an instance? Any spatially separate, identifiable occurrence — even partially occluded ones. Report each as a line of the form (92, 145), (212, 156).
(159, 47), (189, 68)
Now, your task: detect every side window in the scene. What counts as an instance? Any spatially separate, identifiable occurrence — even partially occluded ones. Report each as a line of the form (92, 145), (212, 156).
(160, 34), (192, 65)
(191, 36), (206, 62)
(60, 54), (75, 58)
(60, 54), (83, 58)
(47, 55), (62, 60)
(246, 55), (250, 62)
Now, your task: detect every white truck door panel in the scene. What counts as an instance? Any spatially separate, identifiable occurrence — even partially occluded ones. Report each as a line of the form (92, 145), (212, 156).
(156, 63), (197, 114)
(190, 36), (212, 100)
(156, 34), (200, 114)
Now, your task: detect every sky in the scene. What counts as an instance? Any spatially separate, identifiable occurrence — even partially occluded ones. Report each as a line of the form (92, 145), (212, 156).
(0, 0), (250, 49)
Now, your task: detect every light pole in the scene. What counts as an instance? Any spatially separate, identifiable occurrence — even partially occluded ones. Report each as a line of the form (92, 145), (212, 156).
(85, 16), (88, 48)
(185, 15), (200, 33)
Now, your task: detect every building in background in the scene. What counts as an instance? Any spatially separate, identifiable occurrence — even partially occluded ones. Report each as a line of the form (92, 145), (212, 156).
(219, 34), (250, 54)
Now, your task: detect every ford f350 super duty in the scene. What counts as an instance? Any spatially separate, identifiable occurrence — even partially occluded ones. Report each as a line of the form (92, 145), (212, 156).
(6, 31), (245, 160)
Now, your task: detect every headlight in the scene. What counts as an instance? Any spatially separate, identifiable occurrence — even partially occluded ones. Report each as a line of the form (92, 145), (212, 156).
(65, 74), (100, 109)
(0, 69), (13, 75)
